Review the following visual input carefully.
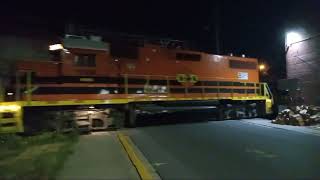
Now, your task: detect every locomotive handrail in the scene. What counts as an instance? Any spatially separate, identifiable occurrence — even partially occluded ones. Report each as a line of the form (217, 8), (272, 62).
(122, 74), (269, 98)
(0, 83), (4, 102)
(120, 74), (257, 82)
(1, 73), (271, 103)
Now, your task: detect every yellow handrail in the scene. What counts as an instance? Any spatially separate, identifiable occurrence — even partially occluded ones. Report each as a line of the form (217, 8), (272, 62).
(26, 71), (32, 105)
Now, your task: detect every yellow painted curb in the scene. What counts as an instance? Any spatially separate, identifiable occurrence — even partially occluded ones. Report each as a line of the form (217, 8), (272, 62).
(117, 132), (155, 180)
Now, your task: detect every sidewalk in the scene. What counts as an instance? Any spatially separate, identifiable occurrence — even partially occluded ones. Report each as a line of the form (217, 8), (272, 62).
(57, 132), (140, 180)
(242, 118), (320, 137)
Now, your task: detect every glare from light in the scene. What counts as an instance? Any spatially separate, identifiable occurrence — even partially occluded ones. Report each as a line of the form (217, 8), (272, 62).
(49, 44), (64, 51)
(286, 32), (302, 46)
(63, 49), (70, 54)
(0, 105), (21, 112)
(259, 64), (266, 71)
(99, 89), (110, 95)
(213, 55), (223, 62)
(89, 106), (95, 109)
(7, 92), (14, 96)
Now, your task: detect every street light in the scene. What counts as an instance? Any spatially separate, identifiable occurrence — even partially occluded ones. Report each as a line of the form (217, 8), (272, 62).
(259, 64), (266, 71)
(286, 32), (302, 47)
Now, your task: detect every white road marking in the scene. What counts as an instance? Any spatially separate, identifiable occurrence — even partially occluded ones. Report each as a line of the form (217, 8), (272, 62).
(153, 162), (168, 167)
(246, 148), (278, 158)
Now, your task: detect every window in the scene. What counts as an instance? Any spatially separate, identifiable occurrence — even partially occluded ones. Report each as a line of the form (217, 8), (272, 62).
(229, 60), (257, 69)
(176, 53), (201, 61)
(74, 54), (96, 67)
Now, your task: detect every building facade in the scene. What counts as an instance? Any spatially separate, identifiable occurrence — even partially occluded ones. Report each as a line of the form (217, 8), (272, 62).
(286, 30), (320, 105)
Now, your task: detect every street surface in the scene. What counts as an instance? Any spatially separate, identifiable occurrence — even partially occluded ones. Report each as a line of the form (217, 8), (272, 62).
(126, 120), (320, 179)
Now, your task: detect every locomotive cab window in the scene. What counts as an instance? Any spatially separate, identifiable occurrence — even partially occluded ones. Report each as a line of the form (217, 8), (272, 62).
(74, 54), (96, 67)
(229, 60), (257, 69)
(176, 53), (201, 61)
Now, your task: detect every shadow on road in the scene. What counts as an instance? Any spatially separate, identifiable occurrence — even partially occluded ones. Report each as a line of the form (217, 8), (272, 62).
(136, 109), (219, 127)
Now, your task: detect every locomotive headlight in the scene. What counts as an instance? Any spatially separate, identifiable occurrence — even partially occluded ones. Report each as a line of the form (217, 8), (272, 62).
(49, 44), (64, 51)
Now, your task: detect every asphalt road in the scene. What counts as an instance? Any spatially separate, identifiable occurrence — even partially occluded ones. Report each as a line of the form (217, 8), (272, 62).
(126, 120), (320, 179)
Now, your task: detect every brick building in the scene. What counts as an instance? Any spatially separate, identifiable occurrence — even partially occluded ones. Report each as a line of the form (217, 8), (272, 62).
(285, 29), (320, 105)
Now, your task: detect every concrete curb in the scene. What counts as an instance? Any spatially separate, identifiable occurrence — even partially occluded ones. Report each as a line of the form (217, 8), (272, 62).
(117, 132), (161, 180)
(242, 120), (320, 137)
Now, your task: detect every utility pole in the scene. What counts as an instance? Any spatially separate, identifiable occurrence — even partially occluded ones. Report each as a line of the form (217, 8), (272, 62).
(215, 0), (221, 54)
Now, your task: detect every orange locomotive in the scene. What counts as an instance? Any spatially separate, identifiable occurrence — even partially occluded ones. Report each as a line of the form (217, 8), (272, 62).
(0, 35), (273, 132)
(16, 35), (264, 102)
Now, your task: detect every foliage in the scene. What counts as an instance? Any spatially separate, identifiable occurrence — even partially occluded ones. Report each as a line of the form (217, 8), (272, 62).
(0, 132), (78, 179)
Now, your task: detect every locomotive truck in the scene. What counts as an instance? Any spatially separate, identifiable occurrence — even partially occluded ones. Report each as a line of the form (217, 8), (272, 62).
(0, 35), (273, 133)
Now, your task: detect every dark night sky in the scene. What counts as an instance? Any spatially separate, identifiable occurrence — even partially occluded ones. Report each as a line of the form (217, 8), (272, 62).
(1, 0), (320, 79)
